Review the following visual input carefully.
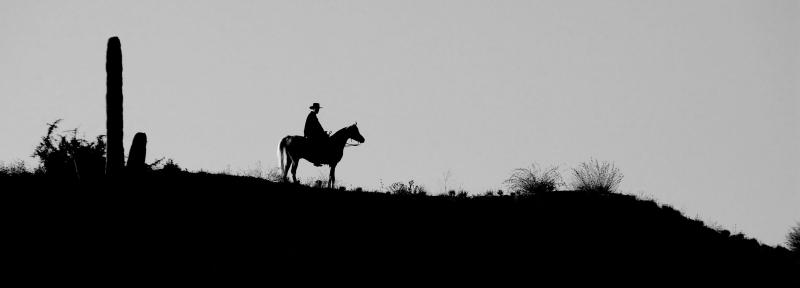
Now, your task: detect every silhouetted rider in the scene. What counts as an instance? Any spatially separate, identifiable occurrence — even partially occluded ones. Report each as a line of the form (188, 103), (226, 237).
(304, 103), (328, 166)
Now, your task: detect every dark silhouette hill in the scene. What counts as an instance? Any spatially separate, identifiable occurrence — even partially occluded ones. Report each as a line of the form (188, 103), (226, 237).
(3, 172), (797, 284)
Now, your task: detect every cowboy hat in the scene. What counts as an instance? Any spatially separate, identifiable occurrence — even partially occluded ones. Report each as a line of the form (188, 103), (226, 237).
(309, 103), (322, 110)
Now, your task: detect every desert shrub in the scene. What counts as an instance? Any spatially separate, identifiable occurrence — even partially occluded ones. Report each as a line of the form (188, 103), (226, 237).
(444, 189), (468, 198)
(236, 161), (265, 179)
(387, 182), (408, 194)
(788, 222), (800, 254)
(147, 158), (183, 176)
(303, 173), (329, 187)
(570, 159), (623, 193)
(415, 185), (428, 196)
(32, 120), (106, 179)
(388, 180), (427, 196)
(159, 159), (183, 175)
(0, 160), (32, 176)
(265, 166), (284, 182)
(504, 164), (563, 194)
(482, 190), (506, 197)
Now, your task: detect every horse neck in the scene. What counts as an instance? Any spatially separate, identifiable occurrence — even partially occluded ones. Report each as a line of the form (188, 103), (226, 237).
(330, 127), (350, 147)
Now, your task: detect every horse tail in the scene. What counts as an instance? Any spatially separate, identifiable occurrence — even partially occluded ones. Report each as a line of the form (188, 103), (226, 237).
(278, 137), (287, 178)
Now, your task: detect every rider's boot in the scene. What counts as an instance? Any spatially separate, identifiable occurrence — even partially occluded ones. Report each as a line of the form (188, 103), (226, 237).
(312, 141), (323, 166)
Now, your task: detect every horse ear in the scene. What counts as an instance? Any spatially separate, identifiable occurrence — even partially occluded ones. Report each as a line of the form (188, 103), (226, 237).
(354, 121), (357, 126)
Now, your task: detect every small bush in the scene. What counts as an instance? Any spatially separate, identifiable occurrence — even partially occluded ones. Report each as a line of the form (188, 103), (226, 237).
(265, 166), (284, 182)
(415, 186), (428, 196)
(787, 222), (800, 254)
(570, 159), (623, 193)
(160, 159), (183, 174)
(149, 158), (183, 175)
(388, 180), (426, 196)
(237, 161), (265, 179)
(504, 164), (563, 194)
(0, 160), (31, 176)
(32, 120), (106, 179)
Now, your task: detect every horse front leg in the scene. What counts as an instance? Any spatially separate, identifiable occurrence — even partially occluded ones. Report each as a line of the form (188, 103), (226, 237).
(328, 164), (336, 189)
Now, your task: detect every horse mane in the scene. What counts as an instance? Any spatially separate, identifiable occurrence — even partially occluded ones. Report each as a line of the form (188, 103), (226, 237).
(331, 124), (354, 140)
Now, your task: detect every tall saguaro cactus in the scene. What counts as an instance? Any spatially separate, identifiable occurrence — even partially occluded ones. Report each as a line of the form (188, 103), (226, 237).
(106, 36), (124, 176)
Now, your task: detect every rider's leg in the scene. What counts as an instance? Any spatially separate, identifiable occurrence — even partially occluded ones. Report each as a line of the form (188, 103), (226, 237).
(328, 164), (336, 188)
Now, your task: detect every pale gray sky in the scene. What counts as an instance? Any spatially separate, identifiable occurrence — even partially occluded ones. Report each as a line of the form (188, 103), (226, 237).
(1, 0), (797, 246)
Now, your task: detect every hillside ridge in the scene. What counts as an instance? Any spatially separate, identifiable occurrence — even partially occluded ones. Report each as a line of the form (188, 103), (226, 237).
(3, 172), (797, 284)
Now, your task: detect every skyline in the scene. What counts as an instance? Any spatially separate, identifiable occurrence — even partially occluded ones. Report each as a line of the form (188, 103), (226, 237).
(1, 1), (797, 246)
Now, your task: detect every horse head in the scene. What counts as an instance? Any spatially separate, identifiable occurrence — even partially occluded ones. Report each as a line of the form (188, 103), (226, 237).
(349, 122), (365, 143)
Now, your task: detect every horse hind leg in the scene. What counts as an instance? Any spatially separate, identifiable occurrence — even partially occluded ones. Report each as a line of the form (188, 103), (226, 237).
(291, 160), (299, 184)
(282, 158), (291, 182)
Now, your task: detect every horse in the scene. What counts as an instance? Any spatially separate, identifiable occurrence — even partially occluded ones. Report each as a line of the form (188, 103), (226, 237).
(277, 123), (365, 188)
